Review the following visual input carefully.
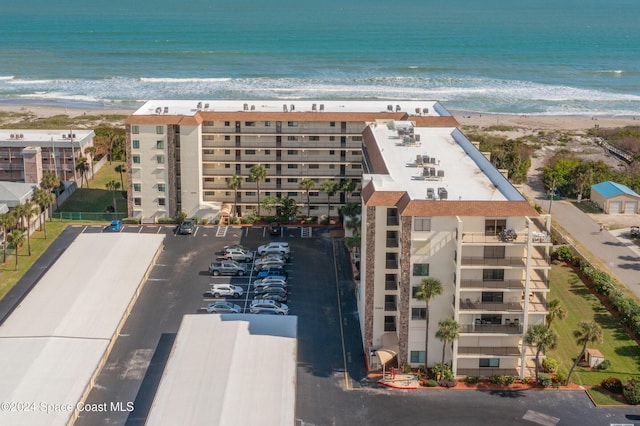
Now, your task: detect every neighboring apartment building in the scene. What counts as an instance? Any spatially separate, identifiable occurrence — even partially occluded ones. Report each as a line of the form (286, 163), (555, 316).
(360, 119), (551, 379)
(0, 130), (95, 184)
(124, 101), (453, 222)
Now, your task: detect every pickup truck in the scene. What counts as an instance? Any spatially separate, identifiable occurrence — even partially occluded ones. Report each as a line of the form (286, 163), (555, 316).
(209, 261), (248, 276)
(221, 248), (255, 262)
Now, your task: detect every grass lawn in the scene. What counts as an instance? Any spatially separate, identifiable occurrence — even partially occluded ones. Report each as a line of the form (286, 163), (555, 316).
(548, 263), (640, 405)
(59, 161), (127, 214)
(0, 221), (69, 299)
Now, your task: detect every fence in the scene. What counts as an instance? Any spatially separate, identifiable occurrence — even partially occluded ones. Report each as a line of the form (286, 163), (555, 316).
(51, 211), (127, 221)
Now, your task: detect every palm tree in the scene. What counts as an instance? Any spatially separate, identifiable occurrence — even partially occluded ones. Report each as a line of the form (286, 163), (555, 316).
(280, 196), (299, 222)
(115, 164), (126, 192)
(84, 146), (96, 179)
(525, 324), (558, 384)
(32, 188), (54, 238)
(319, 179), (339, 222)
(105, 180), (121, 214)
(435, 318), (460, 374)
(340, 178), (357, 205)
(566, 321), (603, 385)
(12, 202), (28, 230)
(75, 157), (90, 188)
(249, 165), (267, 217)
(414, 277), (444, 366)
(40, 173), (61, 209)
(546, 299), (567, 326)
(25, 202), (39, 256)
(299, 178), (315, 217)
(226, 174), (242, 217)
(7, 229), (25, 270)
(0, 212), (16, 263)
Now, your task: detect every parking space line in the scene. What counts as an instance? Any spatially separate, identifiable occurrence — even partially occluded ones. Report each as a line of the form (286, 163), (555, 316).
(193, 227), (200, 237)
(138, 227), (143, 234)
(332, 238), (351, 390)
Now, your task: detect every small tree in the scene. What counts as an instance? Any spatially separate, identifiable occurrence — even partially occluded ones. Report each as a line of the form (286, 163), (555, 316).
(414, 277), (444, 366)
(115, 164), (127, 191)
(435, 318), (460, 375)
(525, 324), (558, 384)
(566, 321), (603, 385)
(176, 210), (187, 225)
(226, 175), (242, 217)
(76, 157), (90, 188)
(249, 165), (267, 217)
(0, 212), (16, 263)
(7, 229), (25, 270)
(299, 178), (315, 217)
(340, 178), (357, 205)
(546, 299), (567, 325)
(105, 180), (121, 214)
(32, 188), (54, 236)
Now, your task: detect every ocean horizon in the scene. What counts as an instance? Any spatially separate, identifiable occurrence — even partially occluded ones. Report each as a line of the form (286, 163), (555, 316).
(1, 0), (639, 115)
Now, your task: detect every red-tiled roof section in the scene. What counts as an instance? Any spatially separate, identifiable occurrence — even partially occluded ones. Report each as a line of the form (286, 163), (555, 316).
(125, 115), (202, 126)
(198, 111), (404, 122)
(362, 126), (389, 174)
(412, 116), (460, 128)
(399, 200), (538, 217)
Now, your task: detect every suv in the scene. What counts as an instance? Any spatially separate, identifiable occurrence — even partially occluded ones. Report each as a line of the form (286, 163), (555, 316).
(178, 219), (195, 235)
(249, 299), (289, 315)
(207, 284), (244, 298)
(269, 222), (282, 236)
(209, 261), (248, 276)
(256, 265), (287, 278)
(222, 247), (254, 262)
(257, 242), (290, 256)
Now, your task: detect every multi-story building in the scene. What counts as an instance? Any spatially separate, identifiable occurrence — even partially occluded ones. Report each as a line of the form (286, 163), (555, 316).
(124, 101), (452, 222)
(360, 118), (551, 378)
(0, 129), (95, 184)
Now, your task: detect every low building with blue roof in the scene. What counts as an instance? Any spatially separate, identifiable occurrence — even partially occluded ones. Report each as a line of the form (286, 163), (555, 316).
(591, 181), (640, 214)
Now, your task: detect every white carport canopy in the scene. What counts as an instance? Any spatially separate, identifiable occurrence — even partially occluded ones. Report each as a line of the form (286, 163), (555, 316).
(375, 332), (399, 366)
(146, 314), (297, 426)
(0, 233), (164, 426)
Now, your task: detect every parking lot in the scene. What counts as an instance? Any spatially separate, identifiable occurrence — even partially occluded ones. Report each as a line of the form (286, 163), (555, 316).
(67, 223), (640, 426)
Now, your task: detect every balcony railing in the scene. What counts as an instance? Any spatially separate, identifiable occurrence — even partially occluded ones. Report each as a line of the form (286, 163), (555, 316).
(459, 300), (524, 312)
(460, 256), (550, 267)
(458, 346), (522, 356)
(386, 216), (399, 226)
(384, 302), (397, 311)
(459, 324), (523, 334)
(459, 278), (549, 291)
(385, 280), (397, 290)
(386, 237), (398, 248)
(386, 259), (398, 269)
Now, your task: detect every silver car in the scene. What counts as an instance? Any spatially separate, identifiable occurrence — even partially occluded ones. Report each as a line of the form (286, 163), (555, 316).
(206, 302), (242, 313)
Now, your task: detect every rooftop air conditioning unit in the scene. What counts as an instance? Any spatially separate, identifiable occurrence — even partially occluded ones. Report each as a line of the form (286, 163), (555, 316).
(163, 107), (169, 114)
(312, 103), (317, 111)
(10, 134), (15, 139)
(283, 104), (288, 112)
(427, 188), (435, 199)
(387, 105), (393, 111)
(290, 104), (295, 111)
(422, 108), (429, 114)
(319, 104), (324, 111)
(197, 102), (203, 109)
(204, 103), (210, 109)
(396, 105), (401, 112)
(155, 107), (162, 114)
(415, 134), (421, 142)
(437, 170), (445, 177)
(250, 105), (255, 111)
(415, 108), (421, 114)
(62, 134), (67, 139)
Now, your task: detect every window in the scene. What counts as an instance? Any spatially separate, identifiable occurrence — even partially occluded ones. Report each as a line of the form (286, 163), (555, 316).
(225, 164), (231, 168)
(330, 122), (336, 127)
(479, 358), (500, 368)
(133, 197), (141, 206)
(412, 264), (429, 276)
(156, 140), (164, 149)
(308, 164), (319, 169)
(287, 150), (298, 155)
(156, 126), (164, 135)
(483, 269), (504, 281)
(287, 164), (298, 169)
(245, 121), (255, 126)
(224, 121), (230, 126)
(131, 125), (139, 134)
(482, 292), (503, 303)
(352, 150), (360, 155)
(485, 219), (507, 235)
(310, 191), (319, 197)
(411, 287), (419, 298)
(288, 191), (298, 197)
(329, 150), (335, 155)
(158, 183), (165, 192)
(133, 183), (141, 192)
(329, 136), (335, 141)
(158, 198), (166, 206)
(329, 164), (335, 169)
(309, 136), (319, 141)
(265, 121), (271, 127)
(203, 120), (214, 126)
(410, 351), (425, 364)
(224, 149), (231, 155)
(156, 155), (165, 164)
(132, 155), (140, 164)
(384, 316), (396, 332)
(287, 178), (298, 183)
(264, 150), (271, 155)
(246, 149), (256, 155)
(245, 165), (253, 169)
(414, 217), (431, 231)
(351, 164), (362, 169)
(246, 191), (256, 196)
(484, 246), (505, 259)
(287, 136), (298, 141)
(132, 140), (140, 149)
(352, 136), (362, 141)
(203, 149), (214, 154)
(225, 136), (231, 141)
(287, 121), (298, 127)
(411, 308), (427, 320)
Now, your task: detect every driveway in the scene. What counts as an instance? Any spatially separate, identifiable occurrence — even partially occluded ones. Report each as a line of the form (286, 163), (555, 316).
(548, 200), (640, 295)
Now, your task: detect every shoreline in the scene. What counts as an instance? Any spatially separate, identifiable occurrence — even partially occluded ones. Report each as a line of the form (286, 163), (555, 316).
(0, 104), (638, 132)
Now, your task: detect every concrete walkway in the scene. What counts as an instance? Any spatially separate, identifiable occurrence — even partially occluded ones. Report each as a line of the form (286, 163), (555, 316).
(549, 200), (640, 296)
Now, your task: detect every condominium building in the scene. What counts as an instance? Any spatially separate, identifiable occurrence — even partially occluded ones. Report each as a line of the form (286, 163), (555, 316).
(124, 101), (455, 222)
(360, 119), (551, 378)
(0, 130), (95, 184)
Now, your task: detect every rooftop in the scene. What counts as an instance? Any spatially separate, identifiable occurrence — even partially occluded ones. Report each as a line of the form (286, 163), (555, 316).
(364, 120), (524, 202)
(0, 129), (94, 147)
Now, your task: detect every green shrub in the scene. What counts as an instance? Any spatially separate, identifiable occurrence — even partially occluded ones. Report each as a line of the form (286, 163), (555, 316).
(555, 246), (573, 262)
(241, 216), (257, 224)
(465, 376), (479, 384)
(228, 216), (240, 224)
(539, 373), (553, 388)
(489, 375), (502, 385)
(200, 218), (209, 225)
(157, 217), (177, 224)
(555, 371), (567, 385)
(502, 375), (516, 385)
(602, 377), (623, 394)
(542, 357), (559, 374)
(426, 379), (438, 387)
(623, 378), (640, 404)
(597, 360), (611, 371)
(122, 217), (140, 224)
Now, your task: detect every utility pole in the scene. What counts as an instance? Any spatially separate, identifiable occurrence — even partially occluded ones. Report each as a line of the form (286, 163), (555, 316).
(548, 178), (557, 214)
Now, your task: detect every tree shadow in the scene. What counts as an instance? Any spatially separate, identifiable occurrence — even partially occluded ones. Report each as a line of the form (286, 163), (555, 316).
(486, 389), (527, 398)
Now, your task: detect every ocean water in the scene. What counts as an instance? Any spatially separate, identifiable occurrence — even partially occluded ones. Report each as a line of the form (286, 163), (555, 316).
(0, 0), (639, 115)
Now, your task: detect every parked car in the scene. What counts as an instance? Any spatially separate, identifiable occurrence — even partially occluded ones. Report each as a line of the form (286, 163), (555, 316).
(253, 258), (286, 270)
(253, 277), (287, 289)
(223, 244), (250, 252)
(206, 301), (242, 313)
(257, 241), (290, 256)
(269, 222), (282, 235)
(222, 247), (255, 262)
(631, 226), (640, 238)
(206, 284), (244, 298)
(254, 292), (287, 303)
(256, 265), (288, 278)
(253, 285), (287, 296)
(258, 252), (289, 262)
(249, 299), (289, 315)
(106, 219), (123, 232)
(209, 261), (247, 276)
(178, 219), (195, 235)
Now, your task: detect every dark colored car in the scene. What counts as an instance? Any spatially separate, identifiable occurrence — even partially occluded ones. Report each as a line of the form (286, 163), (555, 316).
(253, 292), (287, 303)
(178, 219), (195, 235)
(256, 265), (288, 278)
(269, 222), (282, 235)
(253, 285), (287, 296)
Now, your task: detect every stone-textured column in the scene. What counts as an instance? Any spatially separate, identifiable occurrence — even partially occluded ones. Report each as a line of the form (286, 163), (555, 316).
(363, 205), (376, 362)
(398, 215), (412, 366)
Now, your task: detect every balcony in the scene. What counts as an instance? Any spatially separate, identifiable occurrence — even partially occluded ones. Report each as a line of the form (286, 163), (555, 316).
(458, 346), (522, 356)
(459, 299), (523, 312)
(460, 324), (523, 334)
(459, 278), (549, 291)
(460, 230), (551, 245)
(460, 256), (550, 268)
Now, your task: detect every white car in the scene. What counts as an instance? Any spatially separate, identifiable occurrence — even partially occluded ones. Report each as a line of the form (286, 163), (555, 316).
(254, 257), (286, 269)
(249, 299), (289, 315)
(206, 302), (242, 313)
(207, 284), (244, 298)
(253, 277), (287, 289)
(257, 242), (290, 256)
